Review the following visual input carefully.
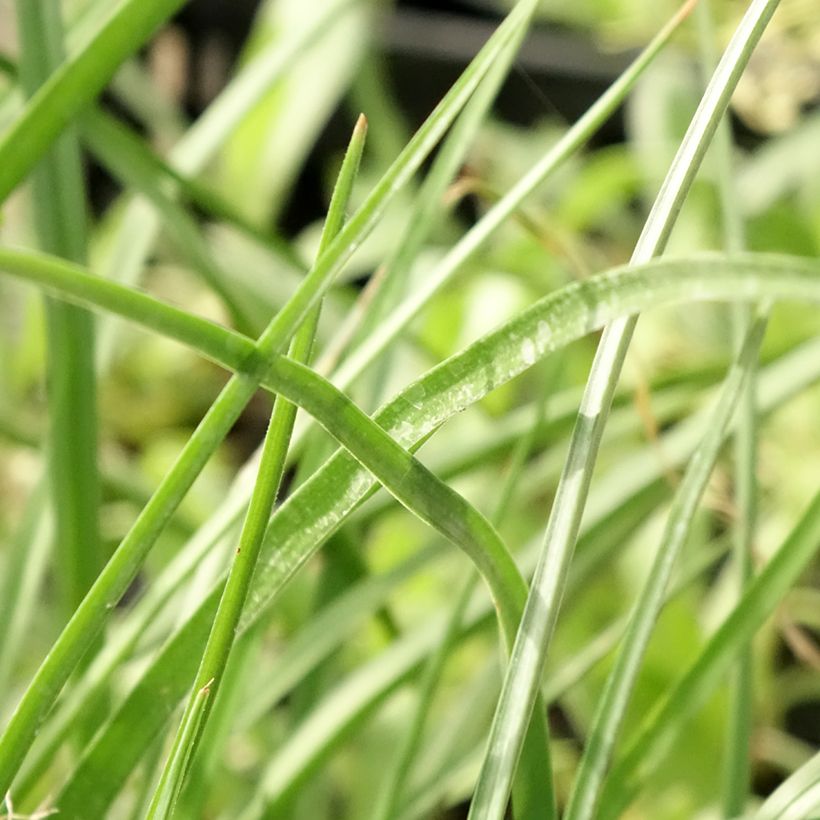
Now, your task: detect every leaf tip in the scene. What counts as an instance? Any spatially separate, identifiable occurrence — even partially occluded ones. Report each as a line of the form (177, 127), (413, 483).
(677, 0), (700, 24)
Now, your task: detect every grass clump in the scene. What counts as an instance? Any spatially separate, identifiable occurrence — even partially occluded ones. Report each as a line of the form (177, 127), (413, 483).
(1, 1), (819, 818)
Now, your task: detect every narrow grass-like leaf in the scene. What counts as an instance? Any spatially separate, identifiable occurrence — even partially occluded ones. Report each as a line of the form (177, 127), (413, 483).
(146, 678), (212, 820)
(466, 2), (780, 815)
(15, 0), (100, 617)
(696, 0), (757, 809)
(350, 4), (532, 410)
(93, 0), (359, 364)
(147, 113), (368, 819)
(754, 748), (820, 820)
(0, 0), (190, 203)
(370, 366), (556, 820)
(562, 311), (769, 820)
(81, 108), (303, 272)
(83, 115), (260, 333)
(599, 487), (820, 818)
(0, 57), (300, 276)
(0, 483), (51, 697)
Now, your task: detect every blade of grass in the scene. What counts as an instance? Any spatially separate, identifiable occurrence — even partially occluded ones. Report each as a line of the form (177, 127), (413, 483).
(52, 327), (820, 818)
(350, 3), (533, 411)
(83, 114), (260, 334)
(81, 108), (304, 273)
(0, 483), (51, 699)
(753, 748), (820, 819)
(0, 0), (190, 204)
(146, 113), (368, 819)
(0, 57), (299, 276)
(370, 363), (557, 820)
(0, 0), (536, 790)
(562, 310), (769, 820)
(599, 487), (820, 818)
(11, 249), (820, 411)
(15, 0), (100, 619)
(564, 3), (762, 811)
(466, 2), (780, 816)
(93, 0), (361, 366)
(695, 2), (757, 814)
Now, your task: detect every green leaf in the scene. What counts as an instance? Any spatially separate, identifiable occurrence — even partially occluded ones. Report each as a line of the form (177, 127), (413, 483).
(562, 311), (768, 820)
(146, 112), (368, 820)
(15, 0), (100, 620)
(0, 0), (189, 203)
(599, 487), (820, 818)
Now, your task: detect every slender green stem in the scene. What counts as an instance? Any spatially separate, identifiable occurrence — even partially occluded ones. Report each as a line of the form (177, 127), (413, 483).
(466, 2), (780, 816)
(354, 6), (533, 411)
(695, 3), (757, 814)
(562, 311), (768, 820)
(15, 0), (100, 619)
(599, 487), (820, 818)
(146, 115), (368, 818)
(371, 364), (556, 820)
(0, 0), (188, 203)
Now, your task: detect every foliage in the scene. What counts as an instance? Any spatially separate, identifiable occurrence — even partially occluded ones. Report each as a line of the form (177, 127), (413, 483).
(0, 1), (819, 818)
